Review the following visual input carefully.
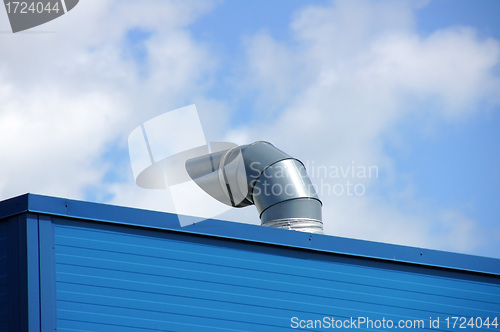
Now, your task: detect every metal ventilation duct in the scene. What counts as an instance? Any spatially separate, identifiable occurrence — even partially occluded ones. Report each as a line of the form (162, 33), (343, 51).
(186, 141), (323, 234)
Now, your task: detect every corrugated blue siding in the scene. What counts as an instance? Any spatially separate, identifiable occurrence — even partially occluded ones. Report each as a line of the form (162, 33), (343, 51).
(0, 220), (8, 331)
(53, 218), (500, 331)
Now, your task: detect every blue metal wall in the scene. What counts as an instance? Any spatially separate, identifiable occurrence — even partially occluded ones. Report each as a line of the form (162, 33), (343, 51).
(0, 210), (58, 332)
(53, 217), (500, 332)
(0, 214), (27, 332)
(1, 194), (499, 331)
(0, 220), (8, 331)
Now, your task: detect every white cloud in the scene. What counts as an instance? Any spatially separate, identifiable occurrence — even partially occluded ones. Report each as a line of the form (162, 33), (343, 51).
(1, 0), (498, 257)
(0, 1), (218, 202)
(366, 28), (500, 117)
(0, 82), (121, 198)
(433, 210), (483, 252)
(235, 0), (500, 254)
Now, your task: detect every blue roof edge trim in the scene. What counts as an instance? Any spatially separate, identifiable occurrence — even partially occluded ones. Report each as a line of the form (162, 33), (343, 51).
(0, 193), (29, 219)
(1, 193), (499, 276)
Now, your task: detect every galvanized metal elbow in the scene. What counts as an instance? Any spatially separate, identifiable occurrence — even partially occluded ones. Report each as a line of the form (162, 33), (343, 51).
(186, 141), (323, 234)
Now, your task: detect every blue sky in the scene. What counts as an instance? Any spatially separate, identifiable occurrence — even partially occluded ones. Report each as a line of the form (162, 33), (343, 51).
(1, 0), (499, 258)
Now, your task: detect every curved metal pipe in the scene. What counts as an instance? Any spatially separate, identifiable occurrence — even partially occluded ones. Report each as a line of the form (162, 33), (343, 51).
(186, 141), (323, 234)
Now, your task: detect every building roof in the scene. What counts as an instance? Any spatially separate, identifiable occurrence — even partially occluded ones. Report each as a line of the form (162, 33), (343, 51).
(1, 193), (499, 276)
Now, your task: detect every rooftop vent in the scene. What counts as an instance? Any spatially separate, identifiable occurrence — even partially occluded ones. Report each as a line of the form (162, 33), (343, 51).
(186, 141), (323, 234)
